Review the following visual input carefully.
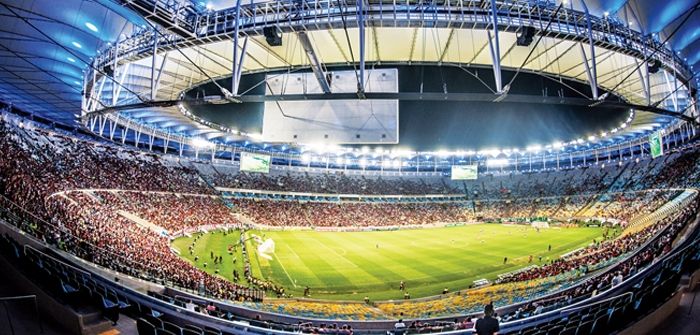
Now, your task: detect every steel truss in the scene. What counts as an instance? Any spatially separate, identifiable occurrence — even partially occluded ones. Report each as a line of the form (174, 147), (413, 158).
(86, 0), (692, 110)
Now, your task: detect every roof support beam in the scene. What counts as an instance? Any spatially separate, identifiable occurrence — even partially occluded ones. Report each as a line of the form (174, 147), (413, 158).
(150, 30), (158, 101)
(112, 63), (130, 106)
(231, 0), (243, 96)
(634, 58), (650, 105)
(579, 0), (598, 99)
(663, 70), (679, 112)
(357, 0), (366, 96)
(488, 0), (503, 94)
(579, 43), (598, 100)
(232, 37), (249, 96)
(298, 31), (331, 93)
(154, 52), (170, 100)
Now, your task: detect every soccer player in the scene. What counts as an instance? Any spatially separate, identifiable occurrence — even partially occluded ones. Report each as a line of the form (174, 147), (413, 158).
(503, 257), (508, 264)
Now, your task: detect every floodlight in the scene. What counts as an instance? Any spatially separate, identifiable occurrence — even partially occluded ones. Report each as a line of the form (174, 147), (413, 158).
(191, 138), (214, 149)
(486, 158), (509, 167)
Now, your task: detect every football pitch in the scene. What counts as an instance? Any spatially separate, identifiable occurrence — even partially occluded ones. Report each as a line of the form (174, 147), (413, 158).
(172, 224), (604, 301)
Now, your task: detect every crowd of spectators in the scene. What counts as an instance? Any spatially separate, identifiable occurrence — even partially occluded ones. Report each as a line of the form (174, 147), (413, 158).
(208, 169), (463, 195)
(90, 191), (239, 234)
(1, 115), (699, 321)
(496, 211), (675, 283)
(499, 201), (696, 322)
(230, 200), (474, 227)
(0, 119), (259, 301)
(44, 193), (259, 301)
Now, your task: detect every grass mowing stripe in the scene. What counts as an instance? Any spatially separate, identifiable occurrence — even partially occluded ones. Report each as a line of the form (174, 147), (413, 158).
(285, 234), (358, 289)
(273, 251), (297, 288)
(331, 233), (440, 281)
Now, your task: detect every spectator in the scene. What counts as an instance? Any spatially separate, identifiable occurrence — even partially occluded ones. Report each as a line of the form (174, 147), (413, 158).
(474, 304), (499, 335)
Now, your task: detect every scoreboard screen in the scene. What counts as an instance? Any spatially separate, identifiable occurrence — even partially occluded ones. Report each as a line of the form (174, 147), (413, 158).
(451, 165), (478, 180)
(240, 152), (271, 174)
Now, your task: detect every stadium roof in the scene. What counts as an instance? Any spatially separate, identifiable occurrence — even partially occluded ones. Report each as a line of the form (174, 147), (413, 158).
(0, 0), (697, 151)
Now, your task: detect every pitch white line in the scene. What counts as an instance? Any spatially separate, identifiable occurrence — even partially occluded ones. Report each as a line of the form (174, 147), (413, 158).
(275, 250), (297, 288)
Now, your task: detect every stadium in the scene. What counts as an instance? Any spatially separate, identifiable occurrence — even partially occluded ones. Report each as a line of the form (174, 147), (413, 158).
(0, 0), (699, 334)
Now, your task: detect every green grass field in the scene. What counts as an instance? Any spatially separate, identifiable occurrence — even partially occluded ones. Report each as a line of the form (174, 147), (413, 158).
(172, 230), (251, 287)
(172, 224), (603, 301)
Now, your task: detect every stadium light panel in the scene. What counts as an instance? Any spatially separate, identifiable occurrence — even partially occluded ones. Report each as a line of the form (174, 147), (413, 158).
(191, 138), (214, 149)
(301, 154), (310, 163)
(359, 158), (367, 167)
(552, 142), (563, 149)
(85, 22), (99, 32)
(72, 41), (82, 49)
(526, 145), (542, 152)
(486, 158), (509, 167)
(588, 135), (596, 141)
(67, 57), (76, 63)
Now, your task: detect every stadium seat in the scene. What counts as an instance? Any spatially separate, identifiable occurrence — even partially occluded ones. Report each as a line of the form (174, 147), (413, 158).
(137, 318), (157, 335)
(203, 325), (223, 334)
(546, 325), (564, 335)
(162, 321), (184, 335)
(559, 326), (577, 335)
(97, 292), (120, 325)
(183, 328), (203, 335)
(145, 315), (164, 329)
(576, 320), (593, 335)
(155, 329), (178, 335)
(183, 324), (204, 334)
(589, 314), (609, 335)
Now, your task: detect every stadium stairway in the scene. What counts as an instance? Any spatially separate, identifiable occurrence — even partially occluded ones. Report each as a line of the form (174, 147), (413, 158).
(0, 235), (117, 335)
